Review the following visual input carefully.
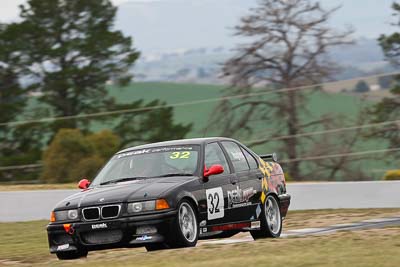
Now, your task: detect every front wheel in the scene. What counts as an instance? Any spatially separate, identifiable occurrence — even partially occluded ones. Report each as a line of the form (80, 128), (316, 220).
(251, 195), (282, 239)
(167, 200), (199, 248)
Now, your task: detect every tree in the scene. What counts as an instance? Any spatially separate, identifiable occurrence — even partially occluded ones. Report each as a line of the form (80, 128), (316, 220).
(353, 80), (370, 93)
(209, 0), (352, 180)
(112, 100), (193, 148)
(1, 0), (193, 183)
(14, 0), (140, 132)
(370, 3), (400, 151)
(0, 23), (43, 182)
(0, 25), (26, 125)
(41, 129), (121, 183)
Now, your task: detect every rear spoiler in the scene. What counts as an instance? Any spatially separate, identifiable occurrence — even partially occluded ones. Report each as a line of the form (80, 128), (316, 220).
(259, 153), (278, 162)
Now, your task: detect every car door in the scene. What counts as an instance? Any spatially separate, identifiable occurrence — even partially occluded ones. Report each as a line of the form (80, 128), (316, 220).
(220, 141), (262, 222)
(202, 142), (238, 226)
(238, 145), (264, 220)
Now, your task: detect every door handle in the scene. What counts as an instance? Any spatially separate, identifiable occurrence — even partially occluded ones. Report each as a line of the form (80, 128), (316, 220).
(257, 175), (263, 180)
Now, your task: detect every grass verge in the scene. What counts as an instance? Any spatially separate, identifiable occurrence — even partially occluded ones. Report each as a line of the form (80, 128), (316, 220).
(0, 209), (399, 266)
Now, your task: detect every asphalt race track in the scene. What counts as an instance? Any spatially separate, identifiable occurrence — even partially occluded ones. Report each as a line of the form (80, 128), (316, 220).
(0, 181), (399, 222)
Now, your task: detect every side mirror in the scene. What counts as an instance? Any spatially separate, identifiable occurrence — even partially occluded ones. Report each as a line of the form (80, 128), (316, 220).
(78, 179), (90, 190)
(203, 164), (224, 179)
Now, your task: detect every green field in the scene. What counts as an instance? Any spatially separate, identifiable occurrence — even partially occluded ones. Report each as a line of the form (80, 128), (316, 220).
(0, 209), (399, 267)
(107, 82), (367, 139)
(22, 82), (395, 180)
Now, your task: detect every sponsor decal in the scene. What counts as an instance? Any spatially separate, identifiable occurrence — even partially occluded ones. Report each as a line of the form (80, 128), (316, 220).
(118, 149), (151, 158)
(118, 146), (194, 159)
(206, 187), (224, 220)
(251, 221), (261, 229)
(256, 204), (262, 218)
(227, 186), (256, 208)
(136, 235), (152, 241)
(57, 244), (70, 251)
(199, 227), (208, 234)
(230, 151), (246, 161)
(91, 223), (108, 230)
(199, 220), (207, 227)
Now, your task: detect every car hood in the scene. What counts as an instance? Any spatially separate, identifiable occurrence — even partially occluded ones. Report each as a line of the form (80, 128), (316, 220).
(54, 176), (197, 210)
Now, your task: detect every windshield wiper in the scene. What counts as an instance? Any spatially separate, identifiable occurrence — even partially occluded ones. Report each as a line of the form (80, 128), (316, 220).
(152, 173), (193, 178)
(100, 177), (147, 186)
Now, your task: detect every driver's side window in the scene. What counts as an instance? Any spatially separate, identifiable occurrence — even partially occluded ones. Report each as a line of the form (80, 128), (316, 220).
(204, 142), (230, 174)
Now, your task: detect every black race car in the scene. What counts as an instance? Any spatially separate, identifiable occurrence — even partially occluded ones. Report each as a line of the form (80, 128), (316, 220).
(47, 137), (291, 260)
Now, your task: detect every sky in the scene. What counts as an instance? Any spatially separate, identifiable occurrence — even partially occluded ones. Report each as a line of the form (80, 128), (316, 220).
(0, 0), (132, 21)
(0, 0), (397, 53)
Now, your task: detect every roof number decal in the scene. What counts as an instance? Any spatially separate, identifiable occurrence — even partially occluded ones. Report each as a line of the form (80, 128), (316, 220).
(169, 151), (191, 159)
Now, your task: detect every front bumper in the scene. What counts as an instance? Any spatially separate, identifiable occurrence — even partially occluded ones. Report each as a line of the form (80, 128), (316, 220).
(47, 209), (177, 253)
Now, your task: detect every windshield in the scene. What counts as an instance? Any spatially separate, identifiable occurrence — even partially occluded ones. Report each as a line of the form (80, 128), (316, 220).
(91, 145), (200, 186)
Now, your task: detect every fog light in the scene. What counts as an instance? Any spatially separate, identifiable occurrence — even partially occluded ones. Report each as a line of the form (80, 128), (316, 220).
(136, 225), (157, 235)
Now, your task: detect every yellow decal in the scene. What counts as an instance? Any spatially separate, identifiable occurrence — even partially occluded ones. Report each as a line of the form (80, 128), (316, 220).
(169, 151), (191, 159)
(259, 158), (272, 204)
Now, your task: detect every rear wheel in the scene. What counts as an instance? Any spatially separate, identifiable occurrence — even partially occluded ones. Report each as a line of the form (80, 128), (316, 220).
(56, 249), (88, 260)
(251, 195), (282, 239)
(167, 200), (199, 248)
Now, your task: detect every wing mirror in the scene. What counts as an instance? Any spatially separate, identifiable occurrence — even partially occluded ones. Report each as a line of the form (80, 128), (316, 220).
(203, 164), (224, 181)
(78, 179), (90, 190)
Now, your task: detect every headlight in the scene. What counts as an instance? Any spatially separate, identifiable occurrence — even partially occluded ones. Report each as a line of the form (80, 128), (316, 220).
(127, 201), (156, 213)
(52, 209), (79, 221)
(127, 199), (170, 213)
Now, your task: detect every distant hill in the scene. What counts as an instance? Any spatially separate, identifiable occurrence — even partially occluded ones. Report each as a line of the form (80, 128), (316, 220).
(132, 38), (397, 84)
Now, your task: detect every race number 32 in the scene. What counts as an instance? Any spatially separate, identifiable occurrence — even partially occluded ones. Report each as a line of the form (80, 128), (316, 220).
(206, 187), (224, 220)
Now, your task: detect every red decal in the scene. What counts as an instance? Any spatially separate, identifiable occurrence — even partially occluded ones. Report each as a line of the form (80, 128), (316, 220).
(211, 222), (250, 231)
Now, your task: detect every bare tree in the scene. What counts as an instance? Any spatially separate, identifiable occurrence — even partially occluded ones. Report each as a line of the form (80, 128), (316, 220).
(304, 103), (372, 181)
(209, 0), (353, 180)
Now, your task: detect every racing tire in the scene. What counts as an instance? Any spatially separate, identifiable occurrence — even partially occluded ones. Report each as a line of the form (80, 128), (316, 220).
(167, 200), (199, 248)
(250, 195), (282, 239)
(56, 249), (88, 260)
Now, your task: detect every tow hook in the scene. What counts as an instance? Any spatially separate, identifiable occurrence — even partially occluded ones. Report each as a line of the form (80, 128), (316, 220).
(63, 224), (75, 235)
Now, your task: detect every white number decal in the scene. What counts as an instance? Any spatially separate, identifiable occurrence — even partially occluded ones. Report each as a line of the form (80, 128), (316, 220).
(206, 187), (224, 220)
